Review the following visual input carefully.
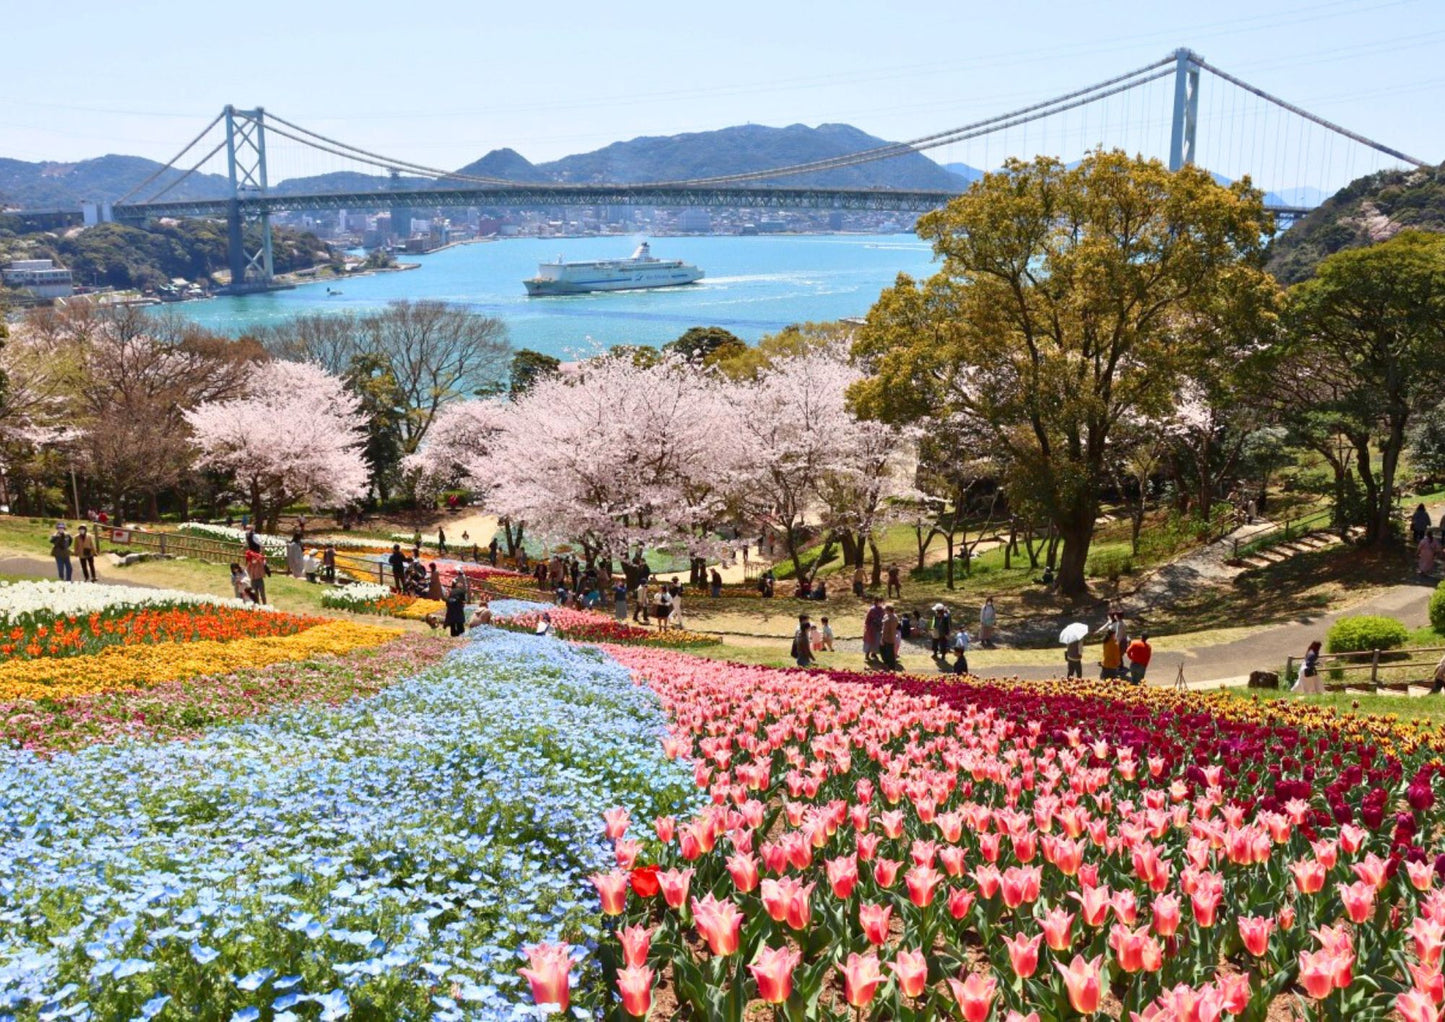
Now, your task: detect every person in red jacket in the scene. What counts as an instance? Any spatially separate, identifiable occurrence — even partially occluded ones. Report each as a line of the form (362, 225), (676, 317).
(1125, 633), (1152, 685)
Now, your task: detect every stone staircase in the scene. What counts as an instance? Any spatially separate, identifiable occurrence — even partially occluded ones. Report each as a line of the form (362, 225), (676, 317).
(1235, 529), (1342, 571)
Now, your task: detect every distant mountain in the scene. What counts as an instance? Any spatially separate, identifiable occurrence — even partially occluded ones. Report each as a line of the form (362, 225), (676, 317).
(0, 154), (229, 208)
(942, 162), (985, 186)
(454, 148), (549, 183)
(1267, 163), (1445, 284)
(533, 123), (965, 191)
(271, 171), (425, 196)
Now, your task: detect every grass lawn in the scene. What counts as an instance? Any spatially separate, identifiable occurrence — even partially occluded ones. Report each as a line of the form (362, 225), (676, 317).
(1223, 687), (1445, 728)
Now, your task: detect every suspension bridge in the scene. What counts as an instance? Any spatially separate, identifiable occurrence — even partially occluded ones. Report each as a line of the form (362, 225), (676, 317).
(54, 47), (1432, 291)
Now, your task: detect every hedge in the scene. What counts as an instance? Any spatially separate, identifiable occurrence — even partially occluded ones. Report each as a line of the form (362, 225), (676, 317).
(1325, 614), (1410, 654)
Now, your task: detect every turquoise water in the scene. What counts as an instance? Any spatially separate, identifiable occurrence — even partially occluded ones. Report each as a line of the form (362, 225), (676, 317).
(166, 233), (937, 358)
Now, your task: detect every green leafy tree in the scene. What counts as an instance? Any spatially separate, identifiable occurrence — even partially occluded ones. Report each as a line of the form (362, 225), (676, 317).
(1409, 399), (1445, 481)
(1284, 230), (1445, 546)
(663, 326), (746, 364)
(851, 150), (1278, 597)
(344, 353), (406, 501)
(510, 348), (561, 396)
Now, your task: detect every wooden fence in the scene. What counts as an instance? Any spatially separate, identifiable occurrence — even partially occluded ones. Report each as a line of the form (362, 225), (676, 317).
(1286, 645), (1445, 693)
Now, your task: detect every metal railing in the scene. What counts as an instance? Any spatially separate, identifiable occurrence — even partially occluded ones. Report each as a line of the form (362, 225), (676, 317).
(1286, 645), (1445, 693)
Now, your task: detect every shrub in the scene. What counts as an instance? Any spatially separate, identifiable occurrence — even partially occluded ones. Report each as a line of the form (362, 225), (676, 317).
(1325, 614), (1410, 654)
(1430, 581), (1445, 635)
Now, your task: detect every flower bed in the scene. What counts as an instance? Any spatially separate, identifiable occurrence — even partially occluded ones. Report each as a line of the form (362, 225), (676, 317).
(319, 582), (413, 616)
(393, 598), (446, 621)
(0, 633), (456, 753)
(0, 630), (696, 1020)
(1, 604), (318, 661)
(0, 580), (257, 630)
(492, 604), (720, 649)
(542, 646), (1445, 1020)
(0, 620), (399, 702)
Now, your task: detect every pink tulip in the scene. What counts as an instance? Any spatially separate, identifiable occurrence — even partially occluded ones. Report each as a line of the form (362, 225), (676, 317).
(1237, 915), (1274, 956)
(1338, 880), (1376, 924)
(615, 964), (653, 1017)
(519, 942), (572, 1012)
(948, 885), (976, 920)
(906, 864), (945, 908)
(590, 870), (628, 916)
(947, 972), (997, 1022)
(617, 924), (651, 969)
(1290, 858), (1327, 895)
(1072, 884), (1112, 927)
(826, 854), (859, 899)
(1055, 954), (1104, 1014)
(726, 851), (759, 893)
(860, 901), (892, 945)
(1003, 931), (1041, 978)
(839, 952), (884, 1007)
(890, 947), (929, 998)
(602, 806), (630, 840)
(690, 893), (742, 956)
(748, 945), (801, 1004)
(1298, 950), (1337, 1000)
(657, 867), (693, 910)
(1397, 989), (1440, 1022)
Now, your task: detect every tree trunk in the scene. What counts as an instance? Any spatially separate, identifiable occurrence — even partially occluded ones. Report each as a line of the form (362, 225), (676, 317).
(785, 524), (804, 579)
(944, 532), (955, 591)
(249, 480), (264, 531)
(1056, 515), (1095, 598)
(1004, 521), (1015, 569)
(1353, 434), (1382, 545)
(840, 531), (859, 569)
(869, 539), (882, 587)
(1376, 418), (1407, 547)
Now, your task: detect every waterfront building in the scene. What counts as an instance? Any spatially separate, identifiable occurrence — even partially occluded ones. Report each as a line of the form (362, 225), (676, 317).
(2, 258), (74, 299)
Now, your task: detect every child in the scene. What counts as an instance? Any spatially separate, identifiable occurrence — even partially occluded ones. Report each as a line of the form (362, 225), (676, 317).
(951, 626), (971, 675)
(809, 620), (822, 652)
(820, 616), (835, 652)
(230, 563), (257, 604)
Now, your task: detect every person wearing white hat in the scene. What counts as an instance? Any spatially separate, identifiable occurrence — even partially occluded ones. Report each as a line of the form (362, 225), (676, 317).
(49, 522), (74, 582)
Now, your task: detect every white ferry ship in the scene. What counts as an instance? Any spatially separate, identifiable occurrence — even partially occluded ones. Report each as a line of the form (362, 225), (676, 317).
(523, 242), (703, 296)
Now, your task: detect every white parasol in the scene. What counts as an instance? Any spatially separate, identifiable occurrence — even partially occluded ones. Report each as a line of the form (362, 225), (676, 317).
(1058, 622), (1089, 645)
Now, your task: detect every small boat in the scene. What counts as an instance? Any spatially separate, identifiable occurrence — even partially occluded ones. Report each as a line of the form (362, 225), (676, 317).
(327, 287), (343, 296)
(523, 242), (703, 296)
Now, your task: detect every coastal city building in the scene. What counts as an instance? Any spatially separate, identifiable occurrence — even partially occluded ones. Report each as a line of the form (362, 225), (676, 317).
(2, 258), (74, 299)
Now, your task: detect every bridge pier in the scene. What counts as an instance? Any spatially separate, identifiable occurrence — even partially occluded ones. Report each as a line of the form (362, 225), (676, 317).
(222, 105), (275, 291)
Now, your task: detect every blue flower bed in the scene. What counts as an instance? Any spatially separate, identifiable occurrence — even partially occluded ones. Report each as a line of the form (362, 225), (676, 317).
(486, 599), (553, 619)
(0, 629), (697, 1021)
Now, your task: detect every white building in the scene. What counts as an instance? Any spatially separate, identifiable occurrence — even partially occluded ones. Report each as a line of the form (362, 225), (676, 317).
(2, 259), (74, 299)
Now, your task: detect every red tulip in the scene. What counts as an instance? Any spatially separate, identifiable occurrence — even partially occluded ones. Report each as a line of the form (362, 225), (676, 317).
(748, 945), (801, 1004)
(629, 865), (660, 899)
(615, 964), (653, 1017)
(947, 972), (997, 1022)
(518, 942), (572, 1012)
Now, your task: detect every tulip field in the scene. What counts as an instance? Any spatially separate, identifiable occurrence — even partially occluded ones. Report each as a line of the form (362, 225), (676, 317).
(4, 585), (1445, 1022)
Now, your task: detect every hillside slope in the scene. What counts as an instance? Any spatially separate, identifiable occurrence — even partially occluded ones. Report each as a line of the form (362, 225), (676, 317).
(1267, 163), (1445, 284)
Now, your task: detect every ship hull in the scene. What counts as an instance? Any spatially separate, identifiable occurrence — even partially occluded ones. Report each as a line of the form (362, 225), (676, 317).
(524, 269), (704, 296)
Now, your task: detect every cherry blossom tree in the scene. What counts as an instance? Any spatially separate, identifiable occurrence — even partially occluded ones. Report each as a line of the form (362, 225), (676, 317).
(483, 352), (743, 563)
(183, 360), (369, 531)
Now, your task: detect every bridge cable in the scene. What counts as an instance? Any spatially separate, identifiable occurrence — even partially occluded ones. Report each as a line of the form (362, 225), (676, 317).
(664, 55), (1176, 186)
(139, 137), (229, 205)
(1193, 57), (1427, 167)
(263, 112), (514, 185)
(116, 109), (225, 204)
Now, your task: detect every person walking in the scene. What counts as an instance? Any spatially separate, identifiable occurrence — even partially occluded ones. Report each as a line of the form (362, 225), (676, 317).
(1295, 640), (1324, 695)
(819, 616), (835, 652)
(863, 598), (884, 665)
(886, 564), (902, 599)
(1064, 634), (1084, 679)
(437, 527), (447, 556)
(979, 597), (997, 648)
(1419, 532), (1439, 577)
(74, 524), (98, 583)
(389, 544), (407, 592)
(1125, 633), (1153, 685)
(49, 523), (73, 582)
(710, 568), (723, 599)
(1412, 504), (1432, 544)
(791, 613), (816, 668)
(880, 605), (901, 669)
(669, 577), (685, 630)
(443, 577), (469, 637)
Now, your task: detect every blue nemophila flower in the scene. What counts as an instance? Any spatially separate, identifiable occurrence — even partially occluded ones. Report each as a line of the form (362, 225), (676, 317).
(0, 629), (696, 1019)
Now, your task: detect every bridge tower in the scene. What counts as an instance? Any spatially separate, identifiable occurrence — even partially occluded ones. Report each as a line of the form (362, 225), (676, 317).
(1168, 48), (1202, 171)
(223, 106), (274, 289)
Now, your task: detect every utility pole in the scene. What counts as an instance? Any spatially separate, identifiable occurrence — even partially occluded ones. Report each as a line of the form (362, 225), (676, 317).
(1168, 48), (1201, 172)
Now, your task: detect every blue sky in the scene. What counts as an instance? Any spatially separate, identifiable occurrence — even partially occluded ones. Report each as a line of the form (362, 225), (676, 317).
(4, 0), (1441, 192)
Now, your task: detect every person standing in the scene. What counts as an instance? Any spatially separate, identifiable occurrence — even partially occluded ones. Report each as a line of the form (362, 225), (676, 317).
(74, 524), (98, 583)
(820, 616), (835, 652)
(1064, 635), (1084, 680)
(791, 613), (816, 668)
(930, 603), (951, 659)
(880, 605), (901, 669)
(613, 579), (628, 621)
(1099, 629), (1122, 680)
(979, 597), (997, 648)
(1419, 532), (1439, 577)
(488, 536), (499, 566)
(863, 598), (884, 665)
(951, 626), (971, 675)
(286, 532), (306, 578)
(438, 527), (448, 556)
(654, 586), (673, 631)
(852, 564), (865, 599)
(1125, 633), (1153, 685)
(443, 577), (468, 637)
(710, 568), (723, 598)
(427, 563), (444, 601)
(245, 545), (268, 605)
(886, 564), (902, 599)
(389, 544), (407, 592)
(322, 543), (336, 583)
(49, 522), (73, 582)
(635, 580), (650, 624)
(1295, 640), (1324, 695)
(1412, 504), (1432, 544)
